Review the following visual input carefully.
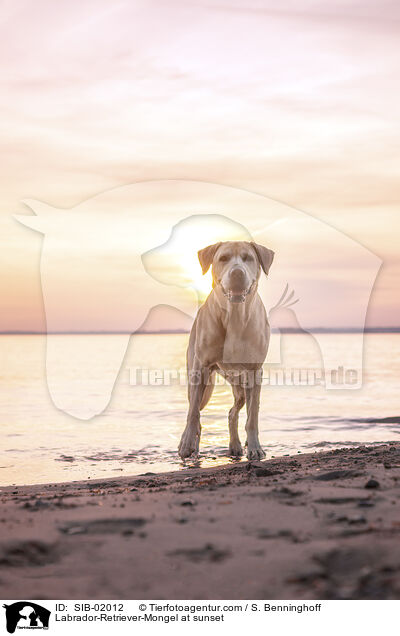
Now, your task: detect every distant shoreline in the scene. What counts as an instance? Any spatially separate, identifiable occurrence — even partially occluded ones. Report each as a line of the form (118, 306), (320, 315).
(1, 328), (400, 335)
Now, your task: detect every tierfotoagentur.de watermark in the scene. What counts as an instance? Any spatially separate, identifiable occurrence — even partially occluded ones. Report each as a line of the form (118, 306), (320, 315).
(128, 365), (359, 388)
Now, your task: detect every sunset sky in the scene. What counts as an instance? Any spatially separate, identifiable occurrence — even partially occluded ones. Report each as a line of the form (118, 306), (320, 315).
(1, 0), (399, 331)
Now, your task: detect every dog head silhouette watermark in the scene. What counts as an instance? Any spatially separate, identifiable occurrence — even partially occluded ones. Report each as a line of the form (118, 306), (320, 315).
(15, 180), (382, 419)
(3, 602), (50, 634)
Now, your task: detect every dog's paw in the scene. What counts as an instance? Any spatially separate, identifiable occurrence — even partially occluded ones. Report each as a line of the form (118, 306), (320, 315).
(178, 433), (199, 459)
(229, 441), (243, 457)
(247, 445), (266, 461)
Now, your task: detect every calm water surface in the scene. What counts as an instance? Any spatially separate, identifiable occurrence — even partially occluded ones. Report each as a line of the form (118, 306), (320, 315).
(0, 333), (399, 485)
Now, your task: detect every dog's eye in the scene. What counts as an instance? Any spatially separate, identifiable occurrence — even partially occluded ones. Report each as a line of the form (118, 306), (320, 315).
(242, 253), (254, 262)
(219, 254), (229, 262)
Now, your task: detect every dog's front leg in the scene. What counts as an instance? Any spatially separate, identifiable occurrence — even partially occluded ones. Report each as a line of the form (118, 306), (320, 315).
(178, 362), (207, 459)
(228, 383), (245, 456)
(245, 371), (266, 460)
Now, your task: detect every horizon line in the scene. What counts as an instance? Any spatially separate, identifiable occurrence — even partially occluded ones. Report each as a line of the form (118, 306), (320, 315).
(1, 327), (400, 335)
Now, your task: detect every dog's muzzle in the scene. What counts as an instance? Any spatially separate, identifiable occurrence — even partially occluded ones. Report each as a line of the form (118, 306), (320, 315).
(216, 266), (255, 303)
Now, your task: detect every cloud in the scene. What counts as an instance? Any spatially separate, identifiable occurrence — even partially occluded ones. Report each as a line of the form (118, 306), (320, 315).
(0, 0), (398, 329)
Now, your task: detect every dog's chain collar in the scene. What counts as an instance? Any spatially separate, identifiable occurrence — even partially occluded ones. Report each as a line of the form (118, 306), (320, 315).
(217, 280), (255, 303)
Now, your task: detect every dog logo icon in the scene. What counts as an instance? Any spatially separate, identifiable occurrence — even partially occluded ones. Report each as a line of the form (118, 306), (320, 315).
(3, 602), (50, 634)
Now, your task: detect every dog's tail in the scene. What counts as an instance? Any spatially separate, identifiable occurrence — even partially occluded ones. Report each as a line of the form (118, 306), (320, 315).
(200, 371), (215, 410)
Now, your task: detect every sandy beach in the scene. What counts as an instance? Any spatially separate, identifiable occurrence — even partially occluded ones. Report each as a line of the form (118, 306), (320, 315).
(1, 443), (400, 600)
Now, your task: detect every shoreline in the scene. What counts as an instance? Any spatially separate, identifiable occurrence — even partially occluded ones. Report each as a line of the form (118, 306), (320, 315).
(1, 443), (400, 599)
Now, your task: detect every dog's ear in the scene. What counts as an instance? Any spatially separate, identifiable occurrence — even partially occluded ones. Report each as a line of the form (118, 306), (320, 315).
(198, 242), (222, 274)
(250, 242), (275, 275)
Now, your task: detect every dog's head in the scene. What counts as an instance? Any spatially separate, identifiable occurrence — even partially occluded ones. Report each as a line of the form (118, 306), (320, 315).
(198, 240), (274, 303)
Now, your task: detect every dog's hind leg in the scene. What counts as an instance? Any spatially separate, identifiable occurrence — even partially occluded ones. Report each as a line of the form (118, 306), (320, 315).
(200, 370), (215, 410)
(228, 384), (245, 456)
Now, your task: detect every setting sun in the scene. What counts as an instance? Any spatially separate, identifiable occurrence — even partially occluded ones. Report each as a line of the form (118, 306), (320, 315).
(143, 213), (253, 301)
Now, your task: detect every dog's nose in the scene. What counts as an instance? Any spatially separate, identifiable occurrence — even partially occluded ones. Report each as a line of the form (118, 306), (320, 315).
(229, 266), (247, 291)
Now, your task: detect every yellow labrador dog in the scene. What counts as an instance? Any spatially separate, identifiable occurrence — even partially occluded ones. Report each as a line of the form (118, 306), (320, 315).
(179, 241), (274, 461)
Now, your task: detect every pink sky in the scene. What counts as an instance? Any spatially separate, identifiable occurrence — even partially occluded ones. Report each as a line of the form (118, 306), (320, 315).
(1, 0), (399, 330)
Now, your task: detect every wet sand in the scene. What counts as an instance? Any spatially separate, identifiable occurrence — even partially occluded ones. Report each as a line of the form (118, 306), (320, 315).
(1, 443), (400, 600)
